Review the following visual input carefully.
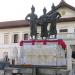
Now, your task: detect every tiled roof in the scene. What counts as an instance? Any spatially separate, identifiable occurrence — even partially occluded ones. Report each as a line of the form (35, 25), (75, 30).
(0, 20), (30, 29)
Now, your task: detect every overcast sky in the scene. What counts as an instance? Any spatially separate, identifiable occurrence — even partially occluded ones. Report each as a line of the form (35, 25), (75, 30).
(0, 0), (75, 22)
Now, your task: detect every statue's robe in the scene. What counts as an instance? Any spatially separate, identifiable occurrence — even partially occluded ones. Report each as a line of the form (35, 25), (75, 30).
(49, 12), (61, 35)
(40, 15), (49, 37)
(26, 14), (38, 37)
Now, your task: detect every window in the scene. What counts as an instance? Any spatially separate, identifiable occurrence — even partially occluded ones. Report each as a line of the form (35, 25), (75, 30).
(24, 33), (28, 40)
(4, 34), (9, 44)
(72, 51), (75, 59)
(59, 29), (68, 32)
(13, 34), (18, 43)
(70, 45), (75, 59)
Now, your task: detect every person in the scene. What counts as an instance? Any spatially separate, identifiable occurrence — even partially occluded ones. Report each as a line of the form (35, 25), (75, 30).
(39, 7), (49, 39)
(25, 5), (38, 39)
(49, 4), (61, 38)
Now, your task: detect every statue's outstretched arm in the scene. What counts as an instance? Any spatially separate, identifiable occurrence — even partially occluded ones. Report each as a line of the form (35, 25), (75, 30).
(58, 13), (61, 19)
(25, 14), (30, 21)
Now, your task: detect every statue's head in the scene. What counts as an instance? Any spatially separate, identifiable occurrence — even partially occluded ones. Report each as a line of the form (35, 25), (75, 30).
(51, 3), (56, 12)
(43, 7), (47, 14)
(31, 5), (35, 13)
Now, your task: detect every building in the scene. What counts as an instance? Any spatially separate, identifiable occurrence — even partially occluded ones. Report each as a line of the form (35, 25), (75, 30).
(0, 0), (75, 74)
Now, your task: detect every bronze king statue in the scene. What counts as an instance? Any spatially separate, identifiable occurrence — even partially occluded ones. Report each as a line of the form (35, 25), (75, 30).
(39, 7), (49, 39)
(49, 4), (61, 38)
(25, 5), (38, 39)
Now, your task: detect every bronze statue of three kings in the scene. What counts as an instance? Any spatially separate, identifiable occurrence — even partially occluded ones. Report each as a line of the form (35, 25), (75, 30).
(25, 4), (61, 39)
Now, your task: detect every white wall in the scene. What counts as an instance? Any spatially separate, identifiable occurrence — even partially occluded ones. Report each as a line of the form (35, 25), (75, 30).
(0, 26), (41, 44)
(57, 21), (75, 33)
(58, 7), (75, 18)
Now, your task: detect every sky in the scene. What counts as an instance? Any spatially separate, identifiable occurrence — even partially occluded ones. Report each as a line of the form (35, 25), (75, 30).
(0, 0), (75, 22)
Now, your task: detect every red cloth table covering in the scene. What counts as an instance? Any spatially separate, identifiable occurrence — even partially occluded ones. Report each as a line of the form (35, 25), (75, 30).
(20, 39), (67, 50)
